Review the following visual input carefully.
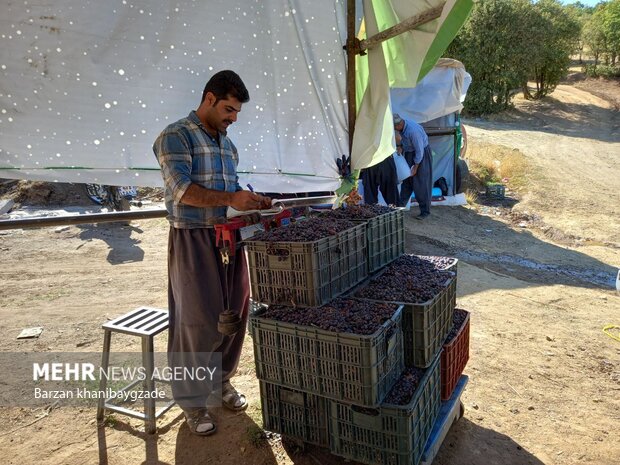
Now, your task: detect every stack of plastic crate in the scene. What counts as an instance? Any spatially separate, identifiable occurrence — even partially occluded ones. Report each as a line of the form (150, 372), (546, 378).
(246, 213), (461, 465)
(245, 216), (392, 448)
(250, 300), (405, 449)
(331, 254), (457, 465)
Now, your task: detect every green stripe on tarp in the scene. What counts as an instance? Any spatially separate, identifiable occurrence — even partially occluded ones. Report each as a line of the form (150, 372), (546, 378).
(0, 167), (161, 171)
(419, 0), (473, 82)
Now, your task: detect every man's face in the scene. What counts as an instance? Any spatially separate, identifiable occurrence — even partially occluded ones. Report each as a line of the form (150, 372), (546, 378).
(394, 121), (404, 132)
(203, 92), (242, 134)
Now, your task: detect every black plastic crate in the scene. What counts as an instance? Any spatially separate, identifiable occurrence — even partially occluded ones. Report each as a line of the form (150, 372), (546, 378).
(328, 357), (441, 465)
(259, 380), (330, 448)
(250, 304), (404, 407)
(245, 223), (367, 307)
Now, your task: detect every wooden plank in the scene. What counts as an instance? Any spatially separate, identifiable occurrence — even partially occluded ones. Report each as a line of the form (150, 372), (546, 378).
(359, 3), (446, 53)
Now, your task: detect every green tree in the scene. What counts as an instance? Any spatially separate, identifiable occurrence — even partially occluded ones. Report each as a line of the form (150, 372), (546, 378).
(446, 0), (535, 114)
(565, 2), (594, 62)
(523, 0), (581, 99)
(601, 0), (620, 64)
(583, 9), (608, 65)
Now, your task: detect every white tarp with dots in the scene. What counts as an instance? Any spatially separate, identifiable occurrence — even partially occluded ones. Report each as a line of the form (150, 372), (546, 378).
(0, 0), (350, 192)
(0, 0), (463, 192)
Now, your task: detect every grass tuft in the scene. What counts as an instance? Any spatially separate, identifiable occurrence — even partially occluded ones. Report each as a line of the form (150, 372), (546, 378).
(464, 140), (530, 192)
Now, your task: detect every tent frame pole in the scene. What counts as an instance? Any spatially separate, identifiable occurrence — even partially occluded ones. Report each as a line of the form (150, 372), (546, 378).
(346, 0), (357, 155)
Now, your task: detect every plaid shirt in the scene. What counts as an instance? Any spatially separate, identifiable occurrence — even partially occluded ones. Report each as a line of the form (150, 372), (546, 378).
(153, 111), (241, 228)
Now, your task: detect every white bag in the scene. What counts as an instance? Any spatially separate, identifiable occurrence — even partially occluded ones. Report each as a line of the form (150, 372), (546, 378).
(393, 153), (411, 182)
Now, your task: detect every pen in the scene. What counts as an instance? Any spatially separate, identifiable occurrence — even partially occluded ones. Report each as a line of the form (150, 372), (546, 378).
(246, 184), (254, 192)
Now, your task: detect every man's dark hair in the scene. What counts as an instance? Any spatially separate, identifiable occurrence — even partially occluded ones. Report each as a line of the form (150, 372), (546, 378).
(201, 70), (250, 104)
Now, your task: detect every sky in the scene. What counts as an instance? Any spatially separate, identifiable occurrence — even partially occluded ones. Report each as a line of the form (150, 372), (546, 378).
(562, 0), (606, 6)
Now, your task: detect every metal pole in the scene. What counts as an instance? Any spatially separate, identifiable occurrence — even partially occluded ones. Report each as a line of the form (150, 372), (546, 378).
(346, 0), (357, 155)
(0, 209), (168, 230)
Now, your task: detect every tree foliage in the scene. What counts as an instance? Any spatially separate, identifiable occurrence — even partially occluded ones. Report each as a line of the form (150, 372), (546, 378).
(524, 0), (581, 99)
(446, 0), (535, 114)
(601, 0), (620, 64)
(581, 1), (620, 67)
(446, 0), (581, 114)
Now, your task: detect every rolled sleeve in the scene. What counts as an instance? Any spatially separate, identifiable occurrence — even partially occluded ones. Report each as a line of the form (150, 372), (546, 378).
(154, 129), (193, 203)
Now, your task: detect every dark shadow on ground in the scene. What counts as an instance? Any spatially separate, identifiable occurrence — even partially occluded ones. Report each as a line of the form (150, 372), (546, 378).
(78, 223), (145, 264)
(462, 90), (619, 143)
(97, 410), (184, 465)
(174, 406), (280, 465)
(463, 100), (620, 142)
(432, 417), (545, 465)
(403, 205), (617, 292)
(280, 418), (544, 465)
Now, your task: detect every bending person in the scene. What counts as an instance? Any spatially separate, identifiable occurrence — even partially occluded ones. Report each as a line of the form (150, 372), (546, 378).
(393, 113), (433, 219)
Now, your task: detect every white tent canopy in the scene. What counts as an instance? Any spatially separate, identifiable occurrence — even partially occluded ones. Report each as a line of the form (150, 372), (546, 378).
(0, 0), (471, 192)
(391, 58), (471, 125)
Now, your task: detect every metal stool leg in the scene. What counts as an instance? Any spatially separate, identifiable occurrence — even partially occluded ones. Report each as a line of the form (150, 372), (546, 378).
(96, 329), (112, 421)
(142, 335), (156, 434)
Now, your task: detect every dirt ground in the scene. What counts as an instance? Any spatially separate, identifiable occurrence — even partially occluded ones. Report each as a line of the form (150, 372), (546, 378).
(0, 74), (619, 465)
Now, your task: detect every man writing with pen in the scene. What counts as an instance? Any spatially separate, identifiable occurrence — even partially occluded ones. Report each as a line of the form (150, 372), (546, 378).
(153, 70), (271, 436)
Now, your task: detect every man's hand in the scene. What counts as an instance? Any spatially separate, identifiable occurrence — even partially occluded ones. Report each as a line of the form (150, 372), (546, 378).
(229, 191), (272, 211)
(258, 195), (272, 209)
(410, 164), (419, 177)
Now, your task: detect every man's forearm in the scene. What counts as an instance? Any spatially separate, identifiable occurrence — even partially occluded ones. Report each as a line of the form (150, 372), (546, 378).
(180, 183), (233, 208)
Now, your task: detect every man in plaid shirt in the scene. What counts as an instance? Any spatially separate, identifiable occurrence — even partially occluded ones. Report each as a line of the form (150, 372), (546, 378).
(154, 70), (270, 436)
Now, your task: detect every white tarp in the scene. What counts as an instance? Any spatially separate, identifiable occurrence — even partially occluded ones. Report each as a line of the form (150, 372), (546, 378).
(391, 58), (471, 124)
(0, 0), (349, 192)
(0, 0), (471, 191)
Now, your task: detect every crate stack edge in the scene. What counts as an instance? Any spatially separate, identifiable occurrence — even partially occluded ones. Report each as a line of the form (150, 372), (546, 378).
(246, 210), (463, 464)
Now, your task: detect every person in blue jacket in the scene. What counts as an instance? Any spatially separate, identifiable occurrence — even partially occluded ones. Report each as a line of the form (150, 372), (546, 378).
(393, 114), (433, 219)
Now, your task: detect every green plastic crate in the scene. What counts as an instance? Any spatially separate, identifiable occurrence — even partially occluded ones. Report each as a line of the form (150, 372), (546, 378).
(259, 380), (330, 448)
(250, 304), (404, 407)
(415, 255), (458, 312)
(313, 208), (404, 274)
(245, 223), (367, 307)
(361, 209), (405, 273)
(486, 183), (505, 199)
(355, 273), (456, 368)
(328, 357), (441, 465)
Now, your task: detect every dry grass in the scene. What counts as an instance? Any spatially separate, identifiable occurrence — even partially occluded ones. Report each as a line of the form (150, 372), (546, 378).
(464, 140), (530, 192)
(464, 188), (478, 205)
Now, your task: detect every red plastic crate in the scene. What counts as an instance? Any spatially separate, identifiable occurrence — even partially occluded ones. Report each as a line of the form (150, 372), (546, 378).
(440, 309), (470, 401)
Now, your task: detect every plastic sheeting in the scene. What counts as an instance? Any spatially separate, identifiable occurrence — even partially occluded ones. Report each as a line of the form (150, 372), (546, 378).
(0, 0), (472, 191)
(391, 59), (471, 124)
(0, 0), (349, 191)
